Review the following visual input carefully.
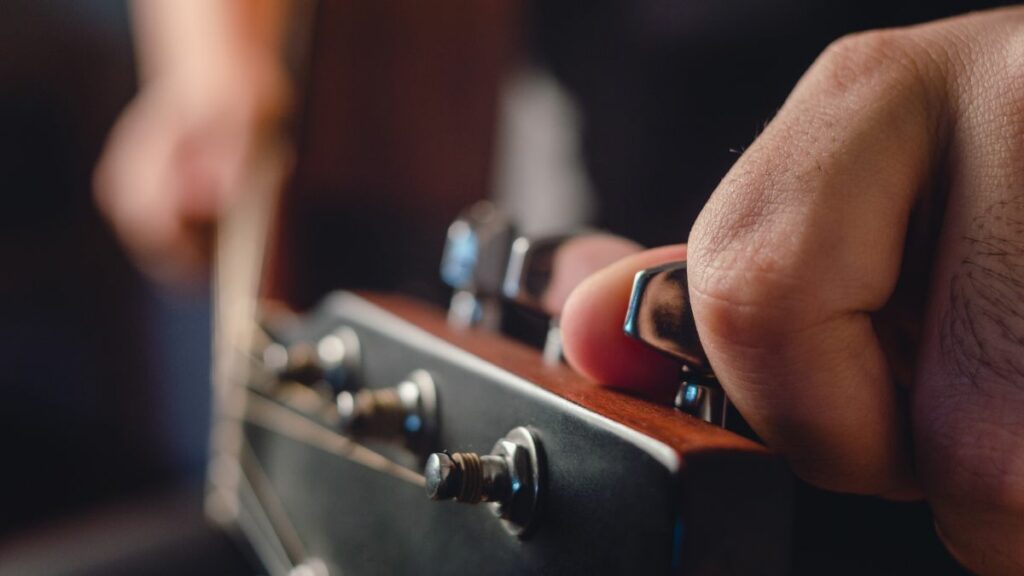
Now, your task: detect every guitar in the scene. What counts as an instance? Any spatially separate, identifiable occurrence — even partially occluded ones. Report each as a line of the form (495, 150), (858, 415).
(208, 227), (792, 575)
(204, 3), (965, 573)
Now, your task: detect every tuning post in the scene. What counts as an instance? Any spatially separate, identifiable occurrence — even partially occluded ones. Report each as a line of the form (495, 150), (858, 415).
(424, 427), (543, 538)
(624, 261), (729, 426)
(335, 369), (438, 456)
(260, 326), (362, 397)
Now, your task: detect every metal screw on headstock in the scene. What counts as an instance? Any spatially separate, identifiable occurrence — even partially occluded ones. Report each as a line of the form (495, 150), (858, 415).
(424, 427), (543, 538)
(336, 369), (437, 457)
(260, 325), (362, 396)
(624, 261), (729, 426)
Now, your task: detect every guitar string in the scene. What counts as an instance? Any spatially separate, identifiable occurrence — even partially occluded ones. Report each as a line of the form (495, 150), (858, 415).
(238, 438), (309, 564)
(243, 391), (426, 487)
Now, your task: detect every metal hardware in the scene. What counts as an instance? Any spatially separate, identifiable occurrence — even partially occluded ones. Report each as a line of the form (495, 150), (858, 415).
(261, 325), (361, 396)
(541, 319), (564, 365)
(504, 231), (643, 364)
(674, 374), (727, 425)
(287, 559), (329, 576)
(502, 234), (577, 363)
(336, 369), (438, 456)
(502, 234), (569, 310)
(440, 201), (515, 328)
(624, 261), (729, 426)
(425, 426), (543, 538)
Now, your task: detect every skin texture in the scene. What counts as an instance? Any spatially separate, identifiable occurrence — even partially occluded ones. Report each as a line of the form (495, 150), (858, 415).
(560, 7), (1024, 575)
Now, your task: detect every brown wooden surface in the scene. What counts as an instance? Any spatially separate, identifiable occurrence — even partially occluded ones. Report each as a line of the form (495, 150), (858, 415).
(360, 292), (772, 461)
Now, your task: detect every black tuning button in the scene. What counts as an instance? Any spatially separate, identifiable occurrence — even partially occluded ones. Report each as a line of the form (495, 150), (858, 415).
(624, 261), (729, 426)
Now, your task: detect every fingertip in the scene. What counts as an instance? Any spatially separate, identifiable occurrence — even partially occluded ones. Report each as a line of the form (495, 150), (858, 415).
(561, 244), (689, 402)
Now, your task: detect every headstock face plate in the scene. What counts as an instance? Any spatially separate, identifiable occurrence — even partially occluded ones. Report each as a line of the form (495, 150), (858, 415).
(216, 292), (791, 575)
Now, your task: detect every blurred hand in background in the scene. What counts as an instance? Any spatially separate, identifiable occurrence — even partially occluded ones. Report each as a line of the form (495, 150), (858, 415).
(94, 0), (291, 282)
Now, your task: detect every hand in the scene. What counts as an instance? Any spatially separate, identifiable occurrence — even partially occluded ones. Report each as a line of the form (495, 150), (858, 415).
(559, 7), (1024, 574)
(94, 64), (290, 282)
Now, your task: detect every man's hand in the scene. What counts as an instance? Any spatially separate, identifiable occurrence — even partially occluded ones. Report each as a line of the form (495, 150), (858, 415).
(94, 0), (291, 282)
(94, 74), (285, 281)
(560, 7), (1024, 574)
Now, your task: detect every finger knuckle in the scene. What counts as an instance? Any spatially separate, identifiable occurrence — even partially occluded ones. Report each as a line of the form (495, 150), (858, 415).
(688, 192), (810, 349)
(813, 28), (940, 103)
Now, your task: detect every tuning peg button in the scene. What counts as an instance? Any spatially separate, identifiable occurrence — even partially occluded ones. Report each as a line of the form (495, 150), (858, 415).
(502, 234), (571, 312)
(502, 233), (575, 363)
(624, 261), (709, 373)
(624, 261), (728, 425)
(440, 201), (515, 328)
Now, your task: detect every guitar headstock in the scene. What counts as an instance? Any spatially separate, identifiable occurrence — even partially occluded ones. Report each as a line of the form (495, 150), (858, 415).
(209, 203), (792, 575)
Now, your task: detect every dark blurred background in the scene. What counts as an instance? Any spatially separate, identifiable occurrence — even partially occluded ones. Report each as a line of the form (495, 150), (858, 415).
(0, 2), (230, 573)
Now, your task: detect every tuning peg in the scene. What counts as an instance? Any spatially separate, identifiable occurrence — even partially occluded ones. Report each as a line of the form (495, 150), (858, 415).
(440, 201), (515, 328)
(259, 324), (362, 397)
(335, 369), (438, 457)
(503, 232), (643, 363)
(624, 261), (728, 425)
(502, 234), (571, 311)
(501, 233), (575, 363)
(424, 426), (543, 538)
